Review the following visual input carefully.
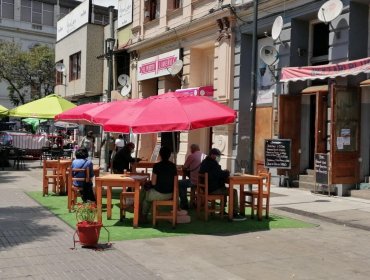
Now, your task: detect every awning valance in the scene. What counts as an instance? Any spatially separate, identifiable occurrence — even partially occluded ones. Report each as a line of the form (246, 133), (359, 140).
(280, 57), (370, 83)
(301, 85), (329, 94)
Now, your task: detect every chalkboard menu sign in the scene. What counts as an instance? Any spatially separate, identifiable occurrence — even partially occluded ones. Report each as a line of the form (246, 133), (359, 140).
(315, 153), (328, 184)
(264, 139), (291, 169)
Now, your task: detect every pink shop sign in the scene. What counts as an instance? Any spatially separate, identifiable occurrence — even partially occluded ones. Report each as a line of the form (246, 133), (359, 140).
(137, 49), (180, 81)
(175, 86), (214, 97)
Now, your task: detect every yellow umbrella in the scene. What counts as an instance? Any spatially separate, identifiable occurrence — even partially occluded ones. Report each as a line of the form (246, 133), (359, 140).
(8, 94), (76, 119)
(0, 104), (8, 115)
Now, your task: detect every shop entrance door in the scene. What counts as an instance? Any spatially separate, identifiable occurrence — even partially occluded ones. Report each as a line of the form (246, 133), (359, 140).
(330, 87), (360, 184)
(307, 92), (328, 168)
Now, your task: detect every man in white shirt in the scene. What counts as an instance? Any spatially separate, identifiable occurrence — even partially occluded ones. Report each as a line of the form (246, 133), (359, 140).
(179, 144), (205, 209)
(114, 134), (125, 151)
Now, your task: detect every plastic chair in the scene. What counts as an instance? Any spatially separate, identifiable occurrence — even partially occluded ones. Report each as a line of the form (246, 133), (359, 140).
(152, 175), (179, 228)
(42, 159), (63, 196)
(196, 173), (225, 221)
(119, 172), (150, 220)
(240, 172), (271, 218)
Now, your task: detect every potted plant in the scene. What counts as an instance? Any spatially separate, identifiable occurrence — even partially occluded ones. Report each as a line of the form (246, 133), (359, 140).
(75, 202), (102, 247)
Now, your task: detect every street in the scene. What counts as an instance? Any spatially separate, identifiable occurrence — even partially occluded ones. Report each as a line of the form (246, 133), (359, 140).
(1, 161), (370, 280)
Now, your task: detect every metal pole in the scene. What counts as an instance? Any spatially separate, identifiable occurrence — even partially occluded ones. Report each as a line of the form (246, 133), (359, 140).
(248, 0), (259, 175)
(104, 6), (115, 172)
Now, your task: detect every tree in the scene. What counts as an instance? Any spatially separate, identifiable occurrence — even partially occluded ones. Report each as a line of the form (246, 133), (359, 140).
(0, 41), (55, 106)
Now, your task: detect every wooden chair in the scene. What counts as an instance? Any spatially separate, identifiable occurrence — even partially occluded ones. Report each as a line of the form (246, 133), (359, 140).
(240, 172), (271, 218)
(68, 167), (90, 212)
(119, 172), (150, 221)
(152, 175), (179, 228)
(196, 173), (225, 221)
(42, 159), (63, 196)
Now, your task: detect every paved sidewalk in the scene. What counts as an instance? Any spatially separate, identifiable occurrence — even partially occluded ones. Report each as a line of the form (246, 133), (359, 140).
(1, 161), (370, 279)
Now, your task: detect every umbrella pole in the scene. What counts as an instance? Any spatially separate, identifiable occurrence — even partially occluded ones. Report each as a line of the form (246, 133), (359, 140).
(98, 130), (103, 167)
(135, 134), (140, 160)
(172, 132), (177, 165)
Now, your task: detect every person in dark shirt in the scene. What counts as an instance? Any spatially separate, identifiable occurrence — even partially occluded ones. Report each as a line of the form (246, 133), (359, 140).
(199, 148), (245, 221)
(140, 146), (177, 220)
(112, 142), (139, 173)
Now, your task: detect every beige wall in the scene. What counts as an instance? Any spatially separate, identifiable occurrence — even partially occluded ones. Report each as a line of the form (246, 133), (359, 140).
(55, 24), (104, 100)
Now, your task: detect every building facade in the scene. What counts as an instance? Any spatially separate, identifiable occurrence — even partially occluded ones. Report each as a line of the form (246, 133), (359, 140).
(121, 0), (237, 165)
(233, 0), (370, 195)
(0, 0), (81, 108)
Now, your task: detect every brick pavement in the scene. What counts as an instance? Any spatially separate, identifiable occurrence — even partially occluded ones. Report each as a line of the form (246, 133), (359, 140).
(2, 161), (370, 279)
(0, 162), (161, 280)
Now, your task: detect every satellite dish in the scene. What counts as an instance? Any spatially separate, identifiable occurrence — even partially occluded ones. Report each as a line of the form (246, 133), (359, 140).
(120, 83), (132, 97)
(260, 46), (279, 66)
(167, 60), (183, 76)
(55, 62), (65, 73)
(118, 74), (131, 87)
(318, 0), (343, 23)
(271, 16), (283, 41)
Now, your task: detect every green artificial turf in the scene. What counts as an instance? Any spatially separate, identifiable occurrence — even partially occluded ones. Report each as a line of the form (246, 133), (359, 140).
(27, 191), (314, 242)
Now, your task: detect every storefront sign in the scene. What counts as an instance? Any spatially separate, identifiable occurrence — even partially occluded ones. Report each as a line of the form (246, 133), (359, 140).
(175, 86), (214, 97)
(117, 0), (133, 29)
(57, 0), (90, 42)
(264, 139), (291, 169)
(137, 49), (180, 81)
(281, 56), (370, 82)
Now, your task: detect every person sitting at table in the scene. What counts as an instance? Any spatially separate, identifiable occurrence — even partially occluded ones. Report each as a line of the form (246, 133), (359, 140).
(112, 142), (140, 173)
(71, 148), (95, 202)
(140, 146), (177, 222)
(179, 144), (205, 210)
(199, 148), (245, 221)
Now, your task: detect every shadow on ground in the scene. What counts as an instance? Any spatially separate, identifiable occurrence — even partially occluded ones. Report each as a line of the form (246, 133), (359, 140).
(0, 205), (63, 249)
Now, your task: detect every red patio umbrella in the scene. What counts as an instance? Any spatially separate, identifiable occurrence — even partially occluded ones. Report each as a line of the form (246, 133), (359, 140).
(54, 102), (102, 124)
(83, 99), (141, 125)
(103, 92), (236, 134)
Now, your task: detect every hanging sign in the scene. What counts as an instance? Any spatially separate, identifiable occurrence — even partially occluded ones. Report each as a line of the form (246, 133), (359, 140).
(264, 139), (291, 169)
(117, 0), (133, 28)
(137, 49), (180, 81)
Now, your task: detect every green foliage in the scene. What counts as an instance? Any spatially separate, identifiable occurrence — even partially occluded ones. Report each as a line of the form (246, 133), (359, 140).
(0, 41), (55, 105)
(75, 202), (98, 223)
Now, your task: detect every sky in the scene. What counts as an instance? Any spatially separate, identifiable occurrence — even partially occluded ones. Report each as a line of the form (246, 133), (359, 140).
(77, 0), (118, 9)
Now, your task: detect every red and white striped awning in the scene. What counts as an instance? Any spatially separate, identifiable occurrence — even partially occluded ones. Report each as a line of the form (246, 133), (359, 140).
(280, 57), (370, 83)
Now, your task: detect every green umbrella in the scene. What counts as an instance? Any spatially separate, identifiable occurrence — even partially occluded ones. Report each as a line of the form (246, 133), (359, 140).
(0, 104), (8, 115)
(22, 118), (47, 131)
(8, 94), (76, 119)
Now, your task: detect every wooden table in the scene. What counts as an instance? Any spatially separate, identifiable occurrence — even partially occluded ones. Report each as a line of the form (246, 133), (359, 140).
(95, 174), (148, 228)
(227, 174), (264, 221)
(132, 161), (156, 173)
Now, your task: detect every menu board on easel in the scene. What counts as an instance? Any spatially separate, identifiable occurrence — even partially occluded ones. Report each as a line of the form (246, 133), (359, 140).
(264, 139), (291, 169)
(315, 153), (328, 185)
(150, 143), (161, 162)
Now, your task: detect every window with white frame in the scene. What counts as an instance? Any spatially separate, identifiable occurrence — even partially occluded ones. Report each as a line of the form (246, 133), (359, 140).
(0, 0), (14, 19)
(21, 0), (54, 26)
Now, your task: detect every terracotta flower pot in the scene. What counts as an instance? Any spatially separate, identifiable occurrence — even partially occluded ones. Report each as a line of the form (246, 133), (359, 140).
(76, 221), (102, 246)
